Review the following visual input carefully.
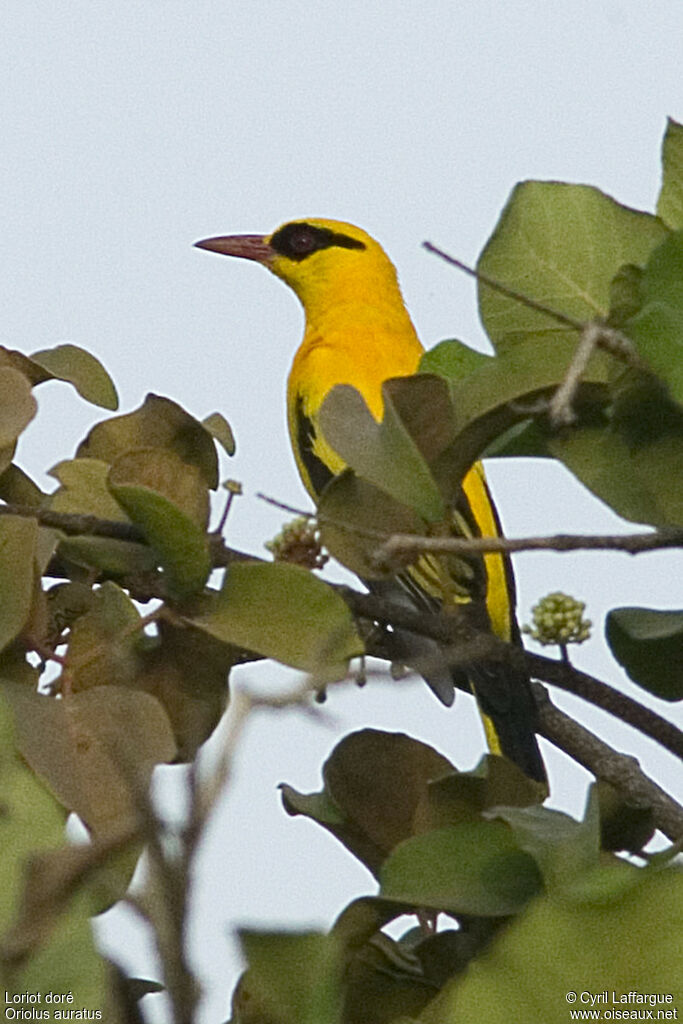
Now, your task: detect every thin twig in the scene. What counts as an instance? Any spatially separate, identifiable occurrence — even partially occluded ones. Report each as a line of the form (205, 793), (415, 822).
(423, 242), (584, 331)
(375, 527), (683, 564)
(548, 321), (603, 427)
(256, 492), (315, 518)
(423, 242), (642, 369)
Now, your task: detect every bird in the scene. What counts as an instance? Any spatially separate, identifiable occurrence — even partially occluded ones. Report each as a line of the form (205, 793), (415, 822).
(195, 218), (546, 782)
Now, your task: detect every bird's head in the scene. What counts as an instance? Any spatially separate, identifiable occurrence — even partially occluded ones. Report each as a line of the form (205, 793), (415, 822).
(195, 218), (402, 311)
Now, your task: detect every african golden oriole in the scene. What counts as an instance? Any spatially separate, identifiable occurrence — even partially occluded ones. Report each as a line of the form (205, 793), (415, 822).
(196, 219), (545, 782)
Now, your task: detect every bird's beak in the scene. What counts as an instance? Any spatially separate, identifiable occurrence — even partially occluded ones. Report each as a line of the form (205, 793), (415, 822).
(194, 234), (274, 265)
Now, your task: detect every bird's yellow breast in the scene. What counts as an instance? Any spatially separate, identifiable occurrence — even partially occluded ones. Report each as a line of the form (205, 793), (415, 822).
(287, 303), (424, 477)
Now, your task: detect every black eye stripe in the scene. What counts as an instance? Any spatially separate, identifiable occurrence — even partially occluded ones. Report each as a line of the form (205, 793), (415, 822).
(270, 222), (366, 261)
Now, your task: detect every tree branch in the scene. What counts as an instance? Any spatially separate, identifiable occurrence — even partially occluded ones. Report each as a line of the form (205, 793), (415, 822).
(0, 501), (146, 541)
(534, 684), (683, 842)
(376, 527), (683, 564)
(337, 587), (683, 761)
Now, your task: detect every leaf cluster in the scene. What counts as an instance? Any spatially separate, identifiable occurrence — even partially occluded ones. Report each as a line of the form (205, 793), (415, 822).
(0, 122), (682, 1022)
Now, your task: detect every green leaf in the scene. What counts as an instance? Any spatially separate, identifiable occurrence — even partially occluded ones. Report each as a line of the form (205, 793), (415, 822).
(3, 682), (176, 835)
(606, 606), (683, 700)
(318, 471), (426, 580)
(77, 393), (219, 488)
(0, 463), (45, 507)
(30, 343), (118, 410)
(0, 690), (66, 935)
(488, 784), (601, 892)
(626, 231), (683, 404)
(0, 367), (37, 448)
(48, 457), (129, 520)
(607, 263), (644, 327)
(109, 447), (210, 528)
(424, 755), (544, 832)
(419, 863), (682, 1024)
(596, 780), (655, 854)
(0, 516), (38, 652)
(319, 380), (446, 522)
(380, 822), (543, 916)
(478, 181), (667, 350)
(57, 535), (158, 575)
(433, 334), (610, 484)
(0, 691), (115, 1007)
(202, 410), (236, 456)
(108, 448), (211, 598)
(281, 729), (456, 875)
(65, 581), (143, 692)
(419, 339), (493, 380)
(657, 117), (683, 228)
(136, 619), (232, 761)
(236, 930), (342, 1024)
(192, 561), (363, 680)
(547, 425), (683, 527)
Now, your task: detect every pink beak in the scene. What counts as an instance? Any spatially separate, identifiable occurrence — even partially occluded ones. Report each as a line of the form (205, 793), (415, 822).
(194, 234), (274, 265)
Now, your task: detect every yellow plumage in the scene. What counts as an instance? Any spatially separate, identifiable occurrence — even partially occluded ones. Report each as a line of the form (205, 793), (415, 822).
(196, 218), (545, 782)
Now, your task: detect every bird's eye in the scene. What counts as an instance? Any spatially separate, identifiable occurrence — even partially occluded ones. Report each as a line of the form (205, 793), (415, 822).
(288, 226), (318, 255)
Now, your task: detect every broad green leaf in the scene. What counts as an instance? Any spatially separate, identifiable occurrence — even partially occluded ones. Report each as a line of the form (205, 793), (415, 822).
(136, 619), (232, 761)
(380, 822), (543, 916)
(2, 830), (141, 957)
(0, 344), (51, 384)
(4, 682), (176, 835)
(46, 581), (94, 646)
(547, 425), (683, 526)
(65, 581), (143, 692)
(57, 535), (157, 575)
(0, 367), (37, 448)
(423, 755), (543, 834)
(657, 117), (683, 228)
(281, 730), (456, 875)
(487, 785), (601, 892)
(319, 380), (446, 522)
(236, 930), (342, 1024)
(30, 343), (118, 410)
(432, 334), (610, 484)
(192, 561), (363, 680)
(108, 448), (211, 598)
(318, 470), (426, 579)
(607, 262), (644, 327)
(596, 780), (655, 854)
(0, 689), (66, 933)
(109, 447), (210, 528)
(48, 457), (129, 520)
(323, 730), (454, 865)
(0, 463), (44, 507)
(419, 339), (493, 380)
(76, 393), (219, 488)
(0, 691), (114, 1006)
(202, 410), (236, 456)
(0, 516), (38, 651)
(341, 925), (442, 1024)
(606, 606), (683, 700)
(419, 863), (682, 1024)
(626, 231), (683, 404)
(478, 181), (667, 350)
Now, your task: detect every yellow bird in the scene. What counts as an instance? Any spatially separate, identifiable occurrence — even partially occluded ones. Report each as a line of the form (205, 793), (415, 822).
(196, 219), (545, 782)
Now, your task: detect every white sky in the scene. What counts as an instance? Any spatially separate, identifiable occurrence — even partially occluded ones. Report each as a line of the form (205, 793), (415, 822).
(3, 3), (683, 1022)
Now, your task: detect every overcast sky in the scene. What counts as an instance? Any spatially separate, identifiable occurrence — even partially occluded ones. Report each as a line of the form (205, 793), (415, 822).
(3, 3), (683, 1022)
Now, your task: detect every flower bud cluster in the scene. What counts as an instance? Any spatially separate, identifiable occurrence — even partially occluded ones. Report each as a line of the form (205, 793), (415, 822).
(524, 592), (592, 646)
